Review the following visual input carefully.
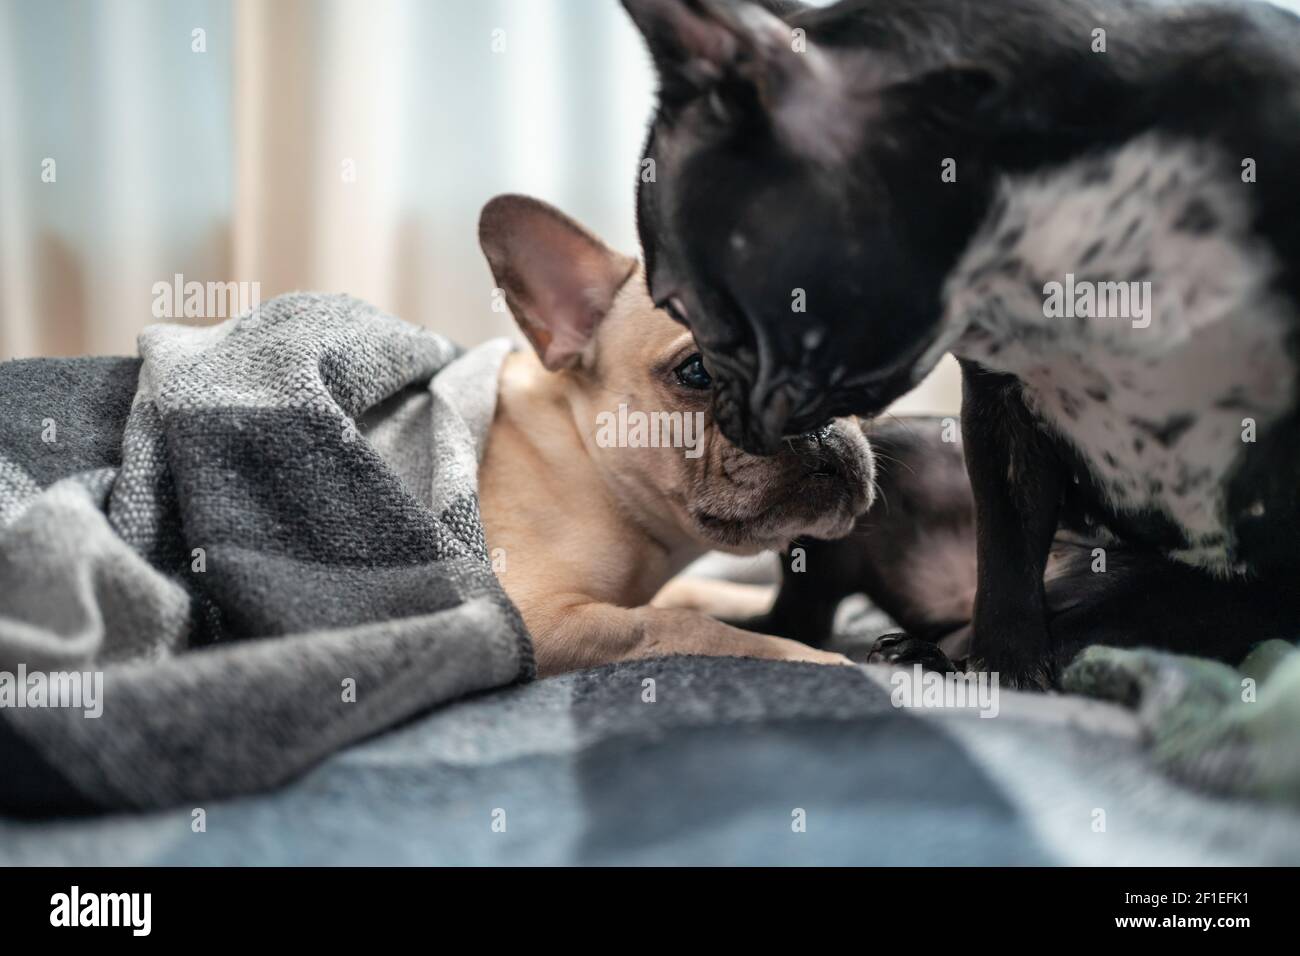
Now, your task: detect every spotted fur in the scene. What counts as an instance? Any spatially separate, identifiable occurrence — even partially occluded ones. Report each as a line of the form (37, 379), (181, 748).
(946, 135), (1296, 575)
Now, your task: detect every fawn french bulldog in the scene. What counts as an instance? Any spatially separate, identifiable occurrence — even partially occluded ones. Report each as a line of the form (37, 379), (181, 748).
(476, 195), (874, 676)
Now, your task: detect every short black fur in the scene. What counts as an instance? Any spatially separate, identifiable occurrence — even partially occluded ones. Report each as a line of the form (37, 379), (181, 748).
(624, 0), (1300, 686)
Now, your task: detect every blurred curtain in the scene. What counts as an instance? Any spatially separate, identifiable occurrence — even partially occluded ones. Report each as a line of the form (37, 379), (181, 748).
(231, 0), (657, 350)
(0, 0), (655, 359)
(0, 0), (234, 357)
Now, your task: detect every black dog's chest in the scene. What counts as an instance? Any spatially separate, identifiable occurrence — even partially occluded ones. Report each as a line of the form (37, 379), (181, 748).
(945, 134), (1297, 574)
(961, 325), (1293, 573)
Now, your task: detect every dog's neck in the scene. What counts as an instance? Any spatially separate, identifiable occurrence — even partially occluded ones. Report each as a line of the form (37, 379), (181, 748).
(479, 351), (705, 622)
(889, 23), (1290, 385)
(837, 0), (1299, 388)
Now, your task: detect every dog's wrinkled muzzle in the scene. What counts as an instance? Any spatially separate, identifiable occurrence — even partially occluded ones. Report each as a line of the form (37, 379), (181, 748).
(713, 377), (832, 456)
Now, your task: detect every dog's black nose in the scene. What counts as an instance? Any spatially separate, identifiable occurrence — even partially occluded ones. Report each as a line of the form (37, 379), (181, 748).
(792, 425), (847, 479)
(791, 424), (834, 451)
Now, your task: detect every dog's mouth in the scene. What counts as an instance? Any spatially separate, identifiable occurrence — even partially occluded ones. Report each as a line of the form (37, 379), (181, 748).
(686, 424), (875, 551)
(690, 473), (868, 551)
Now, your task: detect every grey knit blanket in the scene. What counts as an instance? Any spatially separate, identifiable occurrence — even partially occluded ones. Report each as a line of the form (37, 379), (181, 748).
(0, 293), (532, 816)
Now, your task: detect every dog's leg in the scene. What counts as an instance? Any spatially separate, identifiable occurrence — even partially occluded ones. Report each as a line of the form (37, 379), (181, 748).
(856, 416), (978, 639)
(633, 606), (852, 666)
(529, 601), (852, 677)
(1043, 544), (1300, 671)
(651, 576), (776, 620)
(737, 540), (857, 647)
(957, 361), (1063, 688)
(750, 417), (980, 649)
(858, 388), (1061, 686)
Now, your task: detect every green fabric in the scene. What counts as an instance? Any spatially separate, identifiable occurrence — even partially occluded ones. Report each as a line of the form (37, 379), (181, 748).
(1063, 641), (1300, 806)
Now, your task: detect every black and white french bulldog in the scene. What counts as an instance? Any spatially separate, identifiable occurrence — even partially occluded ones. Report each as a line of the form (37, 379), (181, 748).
(623, 0), (1300, 686)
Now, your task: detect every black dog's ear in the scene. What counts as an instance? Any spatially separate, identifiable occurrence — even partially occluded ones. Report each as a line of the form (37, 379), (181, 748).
(623, 0), (869, 165)
(621, 0), (733, 94)
(479, 195), (637, 371)
(622, 0), (805, 104)
(624, 1), (1005, 166)
(621, 0), (739, 99)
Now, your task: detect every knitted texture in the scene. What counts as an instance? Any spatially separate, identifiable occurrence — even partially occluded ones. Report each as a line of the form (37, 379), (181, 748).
(0, 293), (532, 815)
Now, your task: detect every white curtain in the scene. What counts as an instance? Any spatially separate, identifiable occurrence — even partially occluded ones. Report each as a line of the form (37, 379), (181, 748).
(0, 0), (656, 360)
(230, 0), (658, 355)
(1, 0), (235, 357)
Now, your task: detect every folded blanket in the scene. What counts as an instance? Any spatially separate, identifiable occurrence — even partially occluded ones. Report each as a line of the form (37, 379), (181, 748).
(0, 293), (533, 816)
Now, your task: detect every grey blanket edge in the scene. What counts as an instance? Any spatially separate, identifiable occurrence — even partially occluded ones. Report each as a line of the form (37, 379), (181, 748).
(0, 293), (533, 816)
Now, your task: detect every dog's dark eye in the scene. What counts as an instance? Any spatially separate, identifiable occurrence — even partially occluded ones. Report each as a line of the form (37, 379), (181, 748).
(674, 353), (712, 390)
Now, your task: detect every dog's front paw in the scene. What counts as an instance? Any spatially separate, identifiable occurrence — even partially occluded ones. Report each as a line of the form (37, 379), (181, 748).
(768, 638), (853, 666)
(855, 633), (958, 673)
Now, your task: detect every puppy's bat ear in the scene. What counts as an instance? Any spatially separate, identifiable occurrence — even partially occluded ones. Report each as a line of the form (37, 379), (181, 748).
(479, 195), (637, 372)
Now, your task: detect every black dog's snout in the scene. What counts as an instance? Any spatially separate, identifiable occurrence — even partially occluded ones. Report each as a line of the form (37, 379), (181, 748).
(713, 372), (830, 456)
(793, 424), (834, 452)
(792, 425), (846, 478)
